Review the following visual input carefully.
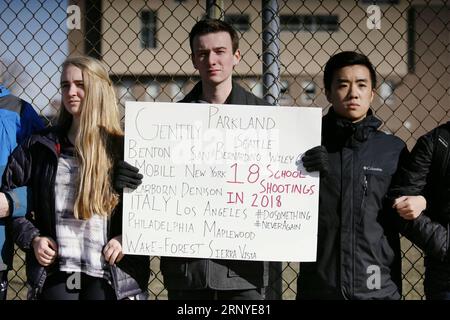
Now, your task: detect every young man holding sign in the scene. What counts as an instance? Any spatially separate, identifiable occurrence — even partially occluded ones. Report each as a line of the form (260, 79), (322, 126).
(297, 51), (407, 299)
(160, 19), (269, 300)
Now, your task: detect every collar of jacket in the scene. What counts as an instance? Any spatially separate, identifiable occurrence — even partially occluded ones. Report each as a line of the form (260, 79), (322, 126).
(31, 126), (68, 156)
(324, 107), (381, 145)
(180, 80), (244, 104)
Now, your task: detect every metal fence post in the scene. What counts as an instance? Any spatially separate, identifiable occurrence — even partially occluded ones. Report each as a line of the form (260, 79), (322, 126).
(262, 0), (281, 105)
(85, 0), (102, 58)
(262, 0), (282, 300)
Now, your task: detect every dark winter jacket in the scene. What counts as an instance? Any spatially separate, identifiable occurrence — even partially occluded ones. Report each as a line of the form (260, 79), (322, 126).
(297, 108), (406, 300)
(388, 121), (450, 295)
(0, 127), (150, 300)
(160, 81), (270, 291)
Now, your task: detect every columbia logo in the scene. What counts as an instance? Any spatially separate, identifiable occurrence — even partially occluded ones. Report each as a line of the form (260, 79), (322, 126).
(363, 166), (383, 172)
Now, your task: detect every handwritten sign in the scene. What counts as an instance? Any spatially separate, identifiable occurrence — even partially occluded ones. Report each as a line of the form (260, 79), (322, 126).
(123, 102), (321, 262)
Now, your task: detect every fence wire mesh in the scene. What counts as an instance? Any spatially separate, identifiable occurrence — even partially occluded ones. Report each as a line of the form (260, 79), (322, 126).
(1, 0), (449, 300)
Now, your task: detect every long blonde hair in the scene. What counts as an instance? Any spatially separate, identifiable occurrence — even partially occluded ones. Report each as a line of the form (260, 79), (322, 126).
(57, 56), (123, 220)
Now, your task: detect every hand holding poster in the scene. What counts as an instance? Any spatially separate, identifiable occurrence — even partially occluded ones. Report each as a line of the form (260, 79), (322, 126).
(123, 102), (321, 262)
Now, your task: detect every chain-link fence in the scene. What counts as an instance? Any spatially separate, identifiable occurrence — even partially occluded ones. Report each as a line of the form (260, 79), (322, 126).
(1, 0), (449, 300)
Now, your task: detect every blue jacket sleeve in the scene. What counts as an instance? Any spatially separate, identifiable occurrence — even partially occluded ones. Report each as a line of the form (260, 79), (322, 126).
(4, 186), (30, 217)
(2, 101), (43, 217)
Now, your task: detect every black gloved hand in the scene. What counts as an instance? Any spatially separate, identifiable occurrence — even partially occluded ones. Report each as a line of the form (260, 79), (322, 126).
(301, 145), (329, 175)
(113, 161), (143, 191)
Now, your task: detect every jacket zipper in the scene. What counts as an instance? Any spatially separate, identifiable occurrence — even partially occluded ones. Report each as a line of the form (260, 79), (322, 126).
(362, 175), (368, 208)
(354, 174), (368, 296)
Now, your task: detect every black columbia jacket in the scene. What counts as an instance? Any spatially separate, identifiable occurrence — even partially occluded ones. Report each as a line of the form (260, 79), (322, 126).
(297, 108), (406, 300)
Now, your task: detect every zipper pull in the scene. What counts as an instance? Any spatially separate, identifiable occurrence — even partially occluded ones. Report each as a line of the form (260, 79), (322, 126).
(363, 175), (368, 195)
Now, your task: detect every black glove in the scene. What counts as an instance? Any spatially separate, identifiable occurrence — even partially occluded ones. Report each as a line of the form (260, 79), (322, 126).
(301, 145), (329, 175)
(113, 161), (143, 191)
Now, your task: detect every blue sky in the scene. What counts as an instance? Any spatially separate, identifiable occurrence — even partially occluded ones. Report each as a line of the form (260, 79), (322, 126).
(0, 0), (68, 116)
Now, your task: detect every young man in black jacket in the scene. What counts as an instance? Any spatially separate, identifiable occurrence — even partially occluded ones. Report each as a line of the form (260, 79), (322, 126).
(160, 19), (269, 300)
(297, 51), (406, 299)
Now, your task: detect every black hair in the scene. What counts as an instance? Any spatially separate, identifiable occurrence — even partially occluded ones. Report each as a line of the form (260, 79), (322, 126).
(323, 51), (377, 92)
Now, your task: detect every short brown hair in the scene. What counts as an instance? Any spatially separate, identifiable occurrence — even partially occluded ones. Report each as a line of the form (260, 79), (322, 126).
(189, 19), (239, 54)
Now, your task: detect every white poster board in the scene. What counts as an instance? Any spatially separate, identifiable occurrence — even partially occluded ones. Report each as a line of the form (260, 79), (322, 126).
(123, 102), (321, 262)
